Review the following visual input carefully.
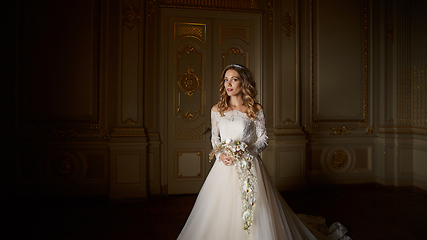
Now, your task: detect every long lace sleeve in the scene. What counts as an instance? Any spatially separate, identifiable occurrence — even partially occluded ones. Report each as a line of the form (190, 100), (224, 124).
(248, 109), (268, 155)
(211, 110), (221, 155)
(211, 111), (221, 159)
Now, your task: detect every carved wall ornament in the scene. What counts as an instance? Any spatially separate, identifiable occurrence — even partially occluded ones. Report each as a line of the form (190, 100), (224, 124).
(177, 65), (202, 99)
(330, 150), (348, 170)
(184, 110), (196, 120)
(366, 127), (374, 135)
(124, 118), (138, 125)
(283, 118), (295, 125)
(51, 129), (85, 139)
(328, 126), (354, 135)
(122, 2), (141, 30)
(51, 156), (75, 179)
(222, 47), (247, 69)
(45, 154), (79, 183)
(281, 12), (295, 40)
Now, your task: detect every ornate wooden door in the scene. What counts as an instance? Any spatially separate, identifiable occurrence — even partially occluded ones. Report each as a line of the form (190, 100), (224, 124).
(163, 10), (261, 194)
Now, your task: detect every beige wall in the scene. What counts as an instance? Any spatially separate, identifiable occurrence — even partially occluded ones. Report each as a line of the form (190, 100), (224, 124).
(6, 0), (427, 198)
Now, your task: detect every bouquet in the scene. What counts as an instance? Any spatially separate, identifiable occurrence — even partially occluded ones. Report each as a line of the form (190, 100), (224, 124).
(209, 139), (257, 234)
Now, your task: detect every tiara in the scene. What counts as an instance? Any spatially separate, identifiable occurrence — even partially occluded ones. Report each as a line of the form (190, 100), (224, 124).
(229, 64), (244, 69)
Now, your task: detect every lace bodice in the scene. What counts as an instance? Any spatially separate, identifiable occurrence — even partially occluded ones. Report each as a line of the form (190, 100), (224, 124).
(211, 109), (268, 155)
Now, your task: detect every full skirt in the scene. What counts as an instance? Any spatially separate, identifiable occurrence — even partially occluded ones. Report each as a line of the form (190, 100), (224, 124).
(177, 156), (318, 240)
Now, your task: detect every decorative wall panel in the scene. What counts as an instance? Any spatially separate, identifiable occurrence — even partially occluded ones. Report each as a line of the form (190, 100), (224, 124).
(353, 148), (369, 170)
(220, 26), (250, 44)
(177, 151), (203, 179)
(81, 153), (108, 182)
(278, 150), (302, 178)
(414, 149), (427, 178)
(308, 149), (323, 172)
(116, 154), (141, 184)
(311, 0), (369, 123)
(120, 0), (143, 126)
(273, 0), (300, 134)
(174, 23), (206, 43)
(20, 0), (101, 126)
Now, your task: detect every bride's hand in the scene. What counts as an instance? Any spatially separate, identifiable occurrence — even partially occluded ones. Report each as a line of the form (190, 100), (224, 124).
(219, 153), (234, 166)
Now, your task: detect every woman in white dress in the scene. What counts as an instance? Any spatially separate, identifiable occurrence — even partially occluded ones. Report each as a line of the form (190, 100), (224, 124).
(177, 64), (350, 240)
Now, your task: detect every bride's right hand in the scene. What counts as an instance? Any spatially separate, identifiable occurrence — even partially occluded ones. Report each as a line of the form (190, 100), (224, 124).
(219, 153), (234, 166)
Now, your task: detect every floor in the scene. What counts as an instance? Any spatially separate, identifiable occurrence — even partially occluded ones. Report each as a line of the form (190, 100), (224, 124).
(6, 184), (427, 240)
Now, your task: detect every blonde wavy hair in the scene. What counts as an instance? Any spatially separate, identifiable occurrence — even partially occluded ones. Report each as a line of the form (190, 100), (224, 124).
(217, 64), (259, 119)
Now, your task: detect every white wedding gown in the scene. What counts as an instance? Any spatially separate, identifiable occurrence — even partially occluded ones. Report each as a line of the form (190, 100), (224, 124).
(177, 110), (350, 240)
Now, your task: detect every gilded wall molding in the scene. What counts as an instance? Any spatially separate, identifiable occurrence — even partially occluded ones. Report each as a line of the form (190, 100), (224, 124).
(122, 2), (141, 30)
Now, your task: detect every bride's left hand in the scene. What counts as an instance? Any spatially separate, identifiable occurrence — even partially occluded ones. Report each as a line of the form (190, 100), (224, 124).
(219, 153), (235, 166)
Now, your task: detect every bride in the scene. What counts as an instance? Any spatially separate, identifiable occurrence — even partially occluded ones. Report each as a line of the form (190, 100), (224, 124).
(177, 64), (350, 240)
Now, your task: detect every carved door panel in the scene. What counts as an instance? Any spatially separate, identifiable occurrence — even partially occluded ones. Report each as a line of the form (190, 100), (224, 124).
(166, 13), (261, 194)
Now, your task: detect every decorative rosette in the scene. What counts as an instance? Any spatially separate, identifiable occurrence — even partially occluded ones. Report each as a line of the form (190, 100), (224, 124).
(209, 140), (257, 234)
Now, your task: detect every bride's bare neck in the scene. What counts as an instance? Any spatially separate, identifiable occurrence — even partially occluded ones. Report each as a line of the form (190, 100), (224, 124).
(228, 96), (247, 112)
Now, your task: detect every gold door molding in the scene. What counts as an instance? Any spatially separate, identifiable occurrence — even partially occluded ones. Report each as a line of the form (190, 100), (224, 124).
(175, 44), (205, 120)
(221, 46), (248, 70)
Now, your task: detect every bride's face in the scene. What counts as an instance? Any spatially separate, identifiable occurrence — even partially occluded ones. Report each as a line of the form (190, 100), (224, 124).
(224, 69), (243, 97)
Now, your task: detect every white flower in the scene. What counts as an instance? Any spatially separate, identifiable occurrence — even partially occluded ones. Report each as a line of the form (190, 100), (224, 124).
(243, 210), (251, 221)
(241, 160), (248, 169)
(249, 196), (256, 207)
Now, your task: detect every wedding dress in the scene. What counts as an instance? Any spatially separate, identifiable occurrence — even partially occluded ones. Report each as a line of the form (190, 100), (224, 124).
(177, 110), (350, 240)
